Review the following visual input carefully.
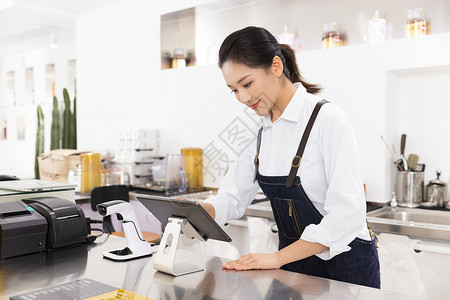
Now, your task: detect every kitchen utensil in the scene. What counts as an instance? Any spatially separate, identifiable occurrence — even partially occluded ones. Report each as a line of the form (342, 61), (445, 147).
(396, 170), (424, 207)
(414, 163), (425, 172)
(424, 169), (447, 207)
(164, 154), (187, 195)
(418, 163), (426, 172)
(407, 154), (419, 171)
(380, 135), (403, 171)
(400, 134), (409, 170)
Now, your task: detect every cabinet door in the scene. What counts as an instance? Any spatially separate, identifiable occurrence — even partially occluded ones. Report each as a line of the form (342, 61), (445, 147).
(377, 233), (450, 300)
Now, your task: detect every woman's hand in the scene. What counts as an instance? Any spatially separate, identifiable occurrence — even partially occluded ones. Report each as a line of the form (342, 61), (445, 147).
(222, 253), (282, 271)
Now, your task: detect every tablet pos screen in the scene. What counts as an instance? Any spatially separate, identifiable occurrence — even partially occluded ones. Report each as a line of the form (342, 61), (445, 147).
(136, 195), (231, 242)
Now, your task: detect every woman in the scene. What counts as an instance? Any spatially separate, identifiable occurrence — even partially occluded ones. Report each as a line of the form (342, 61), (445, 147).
(202, 26), (380, 288)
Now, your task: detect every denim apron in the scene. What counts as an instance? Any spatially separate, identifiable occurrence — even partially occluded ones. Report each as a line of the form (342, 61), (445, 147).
(254, 100), (381, 288)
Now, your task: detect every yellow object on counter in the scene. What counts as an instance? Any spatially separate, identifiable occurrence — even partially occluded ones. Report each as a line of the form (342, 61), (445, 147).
(84, 289), (152, 300)
(80, 153), (102, 194)
(181, 148), (204, 189)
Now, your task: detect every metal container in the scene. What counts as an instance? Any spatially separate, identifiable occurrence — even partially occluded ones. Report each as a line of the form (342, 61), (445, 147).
(396, 171), (424, 207)
(424, 170), (447, 207)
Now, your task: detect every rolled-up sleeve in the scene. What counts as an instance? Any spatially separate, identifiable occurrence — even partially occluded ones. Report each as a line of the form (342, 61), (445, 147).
(300, 109), (367, 260)
(204, 129), (260, 227)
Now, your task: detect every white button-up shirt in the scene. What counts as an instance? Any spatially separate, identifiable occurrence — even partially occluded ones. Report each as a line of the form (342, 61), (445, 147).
(205, 82), (371, 260)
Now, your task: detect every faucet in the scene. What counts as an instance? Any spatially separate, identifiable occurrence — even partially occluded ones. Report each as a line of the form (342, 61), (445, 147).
(390, 192), (397, 208)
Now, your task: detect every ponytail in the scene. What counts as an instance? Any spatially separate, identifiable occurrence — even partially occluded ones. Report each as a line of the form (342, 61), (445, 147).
(279, 44), (322, 94)
(219, 26), (322, 95)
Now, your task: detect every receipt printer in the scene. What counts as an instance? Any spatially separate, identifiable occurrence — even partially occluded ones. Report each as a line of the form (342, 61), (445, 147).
(0, 197), (90, 259)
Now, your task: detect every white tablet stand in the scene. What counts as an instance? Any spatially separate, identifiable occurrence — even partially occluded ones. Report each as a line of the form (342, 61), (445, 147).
(153, 217), (205, 276)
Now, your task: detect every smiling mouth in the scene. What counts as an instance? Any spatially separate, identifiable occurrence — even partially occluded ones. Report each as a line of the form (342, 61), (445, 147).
(249, 100), (260, 109)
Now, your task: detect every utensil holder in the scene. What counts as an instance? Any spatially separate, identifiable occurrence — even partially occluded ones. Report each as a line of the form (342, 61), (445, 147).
(396, 171), (424, 207)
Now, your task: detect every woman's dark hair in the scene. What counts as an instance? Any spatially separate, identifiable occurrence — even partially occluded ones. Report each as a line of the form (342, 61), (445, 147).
(218, 26), (321, 94)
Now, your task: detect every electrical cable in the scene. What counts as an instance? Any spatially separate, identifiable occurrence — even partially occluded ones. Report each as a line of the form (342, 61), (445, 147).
(102, 221), (113, 235)
(145, 212), (163, 235)
(123, 220), (147, 242)
(87, 218), (112, 236)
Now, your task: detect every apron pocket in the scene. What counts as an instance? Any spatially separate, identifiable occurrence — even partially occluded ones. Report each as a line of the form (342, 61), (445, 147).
(273, 198), (302, 240)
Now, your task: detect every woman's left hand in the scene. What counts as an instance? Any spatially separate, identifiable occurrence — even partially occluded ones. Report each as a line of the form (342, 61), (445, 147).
(222, 253), (281, 271)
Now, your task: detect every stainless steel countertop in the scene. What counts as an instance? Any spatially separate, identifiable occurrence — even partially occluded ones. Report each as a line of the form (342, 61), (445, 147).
(245, 200), (274, 219)
(0, 235), (416, 299)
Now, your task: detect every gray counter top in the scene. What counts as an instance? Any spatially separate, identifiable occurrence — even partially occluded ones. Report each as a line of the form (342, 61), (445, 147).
(0, 235), (416, 299)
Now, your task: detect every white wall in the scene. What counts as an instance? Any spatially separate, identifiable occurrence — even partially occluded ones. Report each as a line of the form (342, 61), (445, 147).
(76, 0), (162, 154)
(396, 67), (450, 184)
(0, 44), (76, 178)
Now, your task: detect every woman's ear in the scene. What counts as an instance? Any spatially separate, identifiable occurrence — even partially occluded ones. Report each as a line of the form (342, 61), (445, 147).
(271, 56), (284, 77)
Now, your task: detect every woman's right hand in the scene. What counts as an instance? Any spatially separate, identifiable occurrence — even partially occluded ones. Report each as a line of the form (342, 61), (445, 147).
(200, 202), (216, 220)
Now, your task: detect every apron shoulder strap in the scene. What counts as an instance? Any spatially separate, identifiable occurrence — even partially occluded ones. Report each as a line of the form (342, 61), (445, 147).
(285, 99), (329, 188)
(253, 126), (263, 182)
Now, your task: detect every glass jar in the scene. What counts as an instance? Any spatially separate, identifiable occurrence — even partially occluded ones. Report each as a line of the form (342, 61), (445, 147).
(68, 164), (81, 192)
(161, 51), (172, 69)
(405, 8), (427, 38)
(322, 22), (340, 49)
(367, 10), (386, 43)
(186, 50), (196, 66)
(80, 153), (102, 194)
(171, 48), (186, 68)
(181, 148), (204, 189)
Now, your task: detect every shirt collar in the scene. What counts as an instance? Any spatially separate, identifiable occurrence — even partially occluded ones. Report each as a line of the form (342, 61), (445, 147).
(262, 82), (306, 128)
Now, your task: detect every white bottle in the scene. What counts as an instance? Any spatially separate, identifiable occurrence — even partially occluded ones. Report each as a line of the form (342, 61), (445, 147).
(367, 10), (386, 43)
(277, 25), (294, 47)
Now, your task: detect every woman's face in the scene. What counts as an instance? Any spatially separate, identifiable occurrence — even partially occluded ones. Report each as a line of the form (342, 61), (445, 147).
(221, 61), (281, 117)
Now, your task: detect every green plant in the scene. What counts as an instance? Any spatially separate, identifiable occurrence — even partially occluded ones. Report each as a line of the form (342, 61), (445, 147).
(35, 105), (44, 179)
(62, 88), (73, 149)
(50, 96), (60, 150)
(72, 96), (77, 149)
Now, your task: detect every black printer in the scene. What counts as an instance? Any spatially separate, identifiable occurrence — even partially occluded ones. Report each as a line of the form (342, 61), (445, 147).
(0, 197), (91, 259)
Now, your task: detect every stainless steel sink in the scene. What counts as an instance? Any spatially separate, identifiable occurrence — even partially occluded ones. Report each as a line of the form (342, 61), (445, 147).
(367, 207), (450, 241)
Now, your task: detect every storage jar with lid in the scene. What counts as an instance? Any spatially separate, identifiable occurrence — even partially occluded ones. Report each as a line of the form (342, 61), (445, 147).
(405, 8), (427, 38)
(181, 148), (203, 189)
(424, 169), (447, 207)
(367, 10), (386, 43)
(172, 48), (186, 68)
(322, 22), (340, 49)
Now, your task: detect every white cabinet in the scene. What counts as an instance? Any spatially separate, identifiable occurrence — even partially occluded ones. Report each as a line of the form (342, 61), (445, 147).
(377, 233), (450, 300)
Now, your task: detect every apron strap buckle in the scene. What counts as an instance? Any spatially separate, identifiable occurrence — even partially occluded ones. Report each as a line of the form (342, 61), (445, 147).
(291, 156), (301, 168)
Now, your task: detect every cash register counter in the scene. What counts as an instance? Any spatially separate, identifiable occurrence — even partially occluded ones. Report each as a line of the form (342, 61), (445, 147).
(0, 235), (416, 300)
